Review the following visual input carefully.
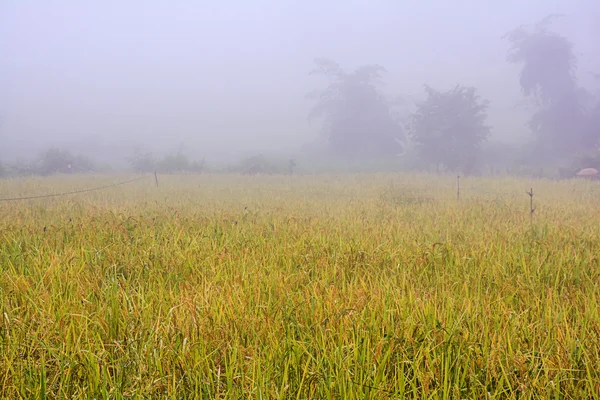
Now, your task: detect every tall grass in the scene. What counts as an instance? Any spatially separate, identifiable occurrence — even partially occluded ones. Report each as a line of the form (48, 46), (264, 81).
(0, 173), (599, 398)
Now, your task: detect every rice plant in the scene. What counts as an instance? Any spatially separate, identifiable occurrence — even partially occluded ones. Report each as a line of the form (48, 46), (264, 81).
(0, 173), (599, 399)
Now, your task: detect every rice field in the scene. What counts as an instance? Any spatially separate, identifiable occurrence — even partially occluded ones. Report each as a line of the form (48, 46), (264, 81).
(1, 172), (599, 399)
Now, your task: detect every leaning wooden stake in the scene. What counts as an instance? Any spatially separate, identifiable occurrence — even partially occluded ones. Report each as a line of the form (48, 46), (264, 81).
(154, 170), (159, 187)
(526, 188), (535, 224)
(457, 175), (460, 201)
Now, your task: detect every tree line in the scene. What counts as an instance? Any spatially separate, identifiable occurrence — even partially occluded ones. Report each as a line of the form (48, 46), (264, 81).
(308, 15), (600, 175)
(2, 15), (598, 178)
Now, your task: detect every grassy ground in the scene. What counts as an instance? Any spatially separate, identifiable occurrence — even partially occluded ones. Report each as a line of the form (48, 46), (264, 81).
(1, 173), (599, 399)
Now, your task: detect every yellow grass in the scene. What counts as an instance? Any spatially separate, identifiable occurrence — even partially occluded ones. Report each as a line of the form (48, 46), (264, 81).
(0, 173), (599, 399)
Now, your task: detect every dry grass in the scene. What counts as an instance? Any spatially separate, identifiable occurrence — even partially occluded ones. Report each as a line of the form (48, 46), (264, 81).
(0, 172), (599, 399)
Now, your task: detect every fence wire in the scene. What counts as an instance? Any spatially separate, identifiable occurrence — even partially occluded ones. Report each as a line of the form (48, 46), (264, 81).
(0, 173), (596, 207)
(0, 175), (149, 202)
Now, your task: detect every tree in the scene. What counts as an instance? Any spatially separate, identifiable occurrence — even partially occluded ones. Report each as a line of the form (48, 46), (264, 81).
(35, 148), (75, 176)
(504, 15), (595, 155)
(307, 58), (405, 159)
(410, 85), (490, 174)
(586, 74), (600, 150)
(128, 152), (157, 173)
(588, 100), (600, 148)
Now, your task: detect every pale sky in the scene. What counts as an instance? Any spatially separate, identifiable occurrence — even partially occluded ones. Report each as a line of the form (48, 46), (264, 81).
(1, 1), (598, 162)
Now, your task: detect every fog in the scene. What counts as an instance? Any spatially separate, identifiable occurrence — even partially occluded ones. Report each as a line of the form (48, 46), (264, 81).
(1, 1), (598, 165)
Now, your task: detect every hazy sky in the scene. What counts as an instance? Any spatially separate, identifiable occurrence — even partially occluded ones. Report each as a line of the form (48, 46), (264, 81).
(1, 1), (598, 162)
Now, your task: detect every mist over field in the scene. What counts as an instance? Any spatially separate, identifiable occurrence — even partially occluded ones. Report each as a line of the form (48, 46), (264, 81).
(4, 3), (600, 397)
(0, 1), (599, 172)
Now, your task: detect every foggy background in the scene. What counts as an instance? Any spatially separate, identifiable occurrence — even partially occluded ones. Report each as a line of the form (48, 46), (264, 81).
(1, 1), (598, 165)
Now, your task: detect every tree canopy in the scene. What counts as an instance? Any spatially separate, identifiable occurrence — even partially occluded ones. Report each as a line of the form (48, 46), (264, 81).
(504, 15), (596, 155)
(410, 85), (490, 174)
(307, 58), (406, 159)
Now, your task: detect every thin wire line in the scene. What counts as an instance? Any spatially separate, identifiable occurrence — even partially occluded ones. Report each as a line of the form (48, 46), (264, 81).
(0, 175), (149, 202)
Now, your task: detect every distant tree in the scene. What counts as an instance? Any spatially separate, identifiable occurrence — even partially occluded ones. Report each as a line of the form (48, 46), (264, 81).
(128, 150), (205, 174)
(36, 148), (69, 175)
(34, 148), (70, 176)
(504, 15), (595, 155)
(586, 77), (600, 149)
(157, 151), (191, 174)
(128, 152), (157, 173)
(589, 101), (600, 148)
(17, 148), (97, 176)
(410, 84), (490, 174)
(233, 154), (280, 175)
(307, 58), (406, 159)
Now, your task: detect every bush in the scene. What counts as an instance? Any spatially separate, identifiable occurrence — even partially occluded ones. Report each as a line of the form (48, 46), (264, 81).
(231, 155), (283, 175)
(128, 151), (205, 174)
(16, 148), (96, 176)
(34, 148), (73, 176)
(128, 152), (157, 174)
